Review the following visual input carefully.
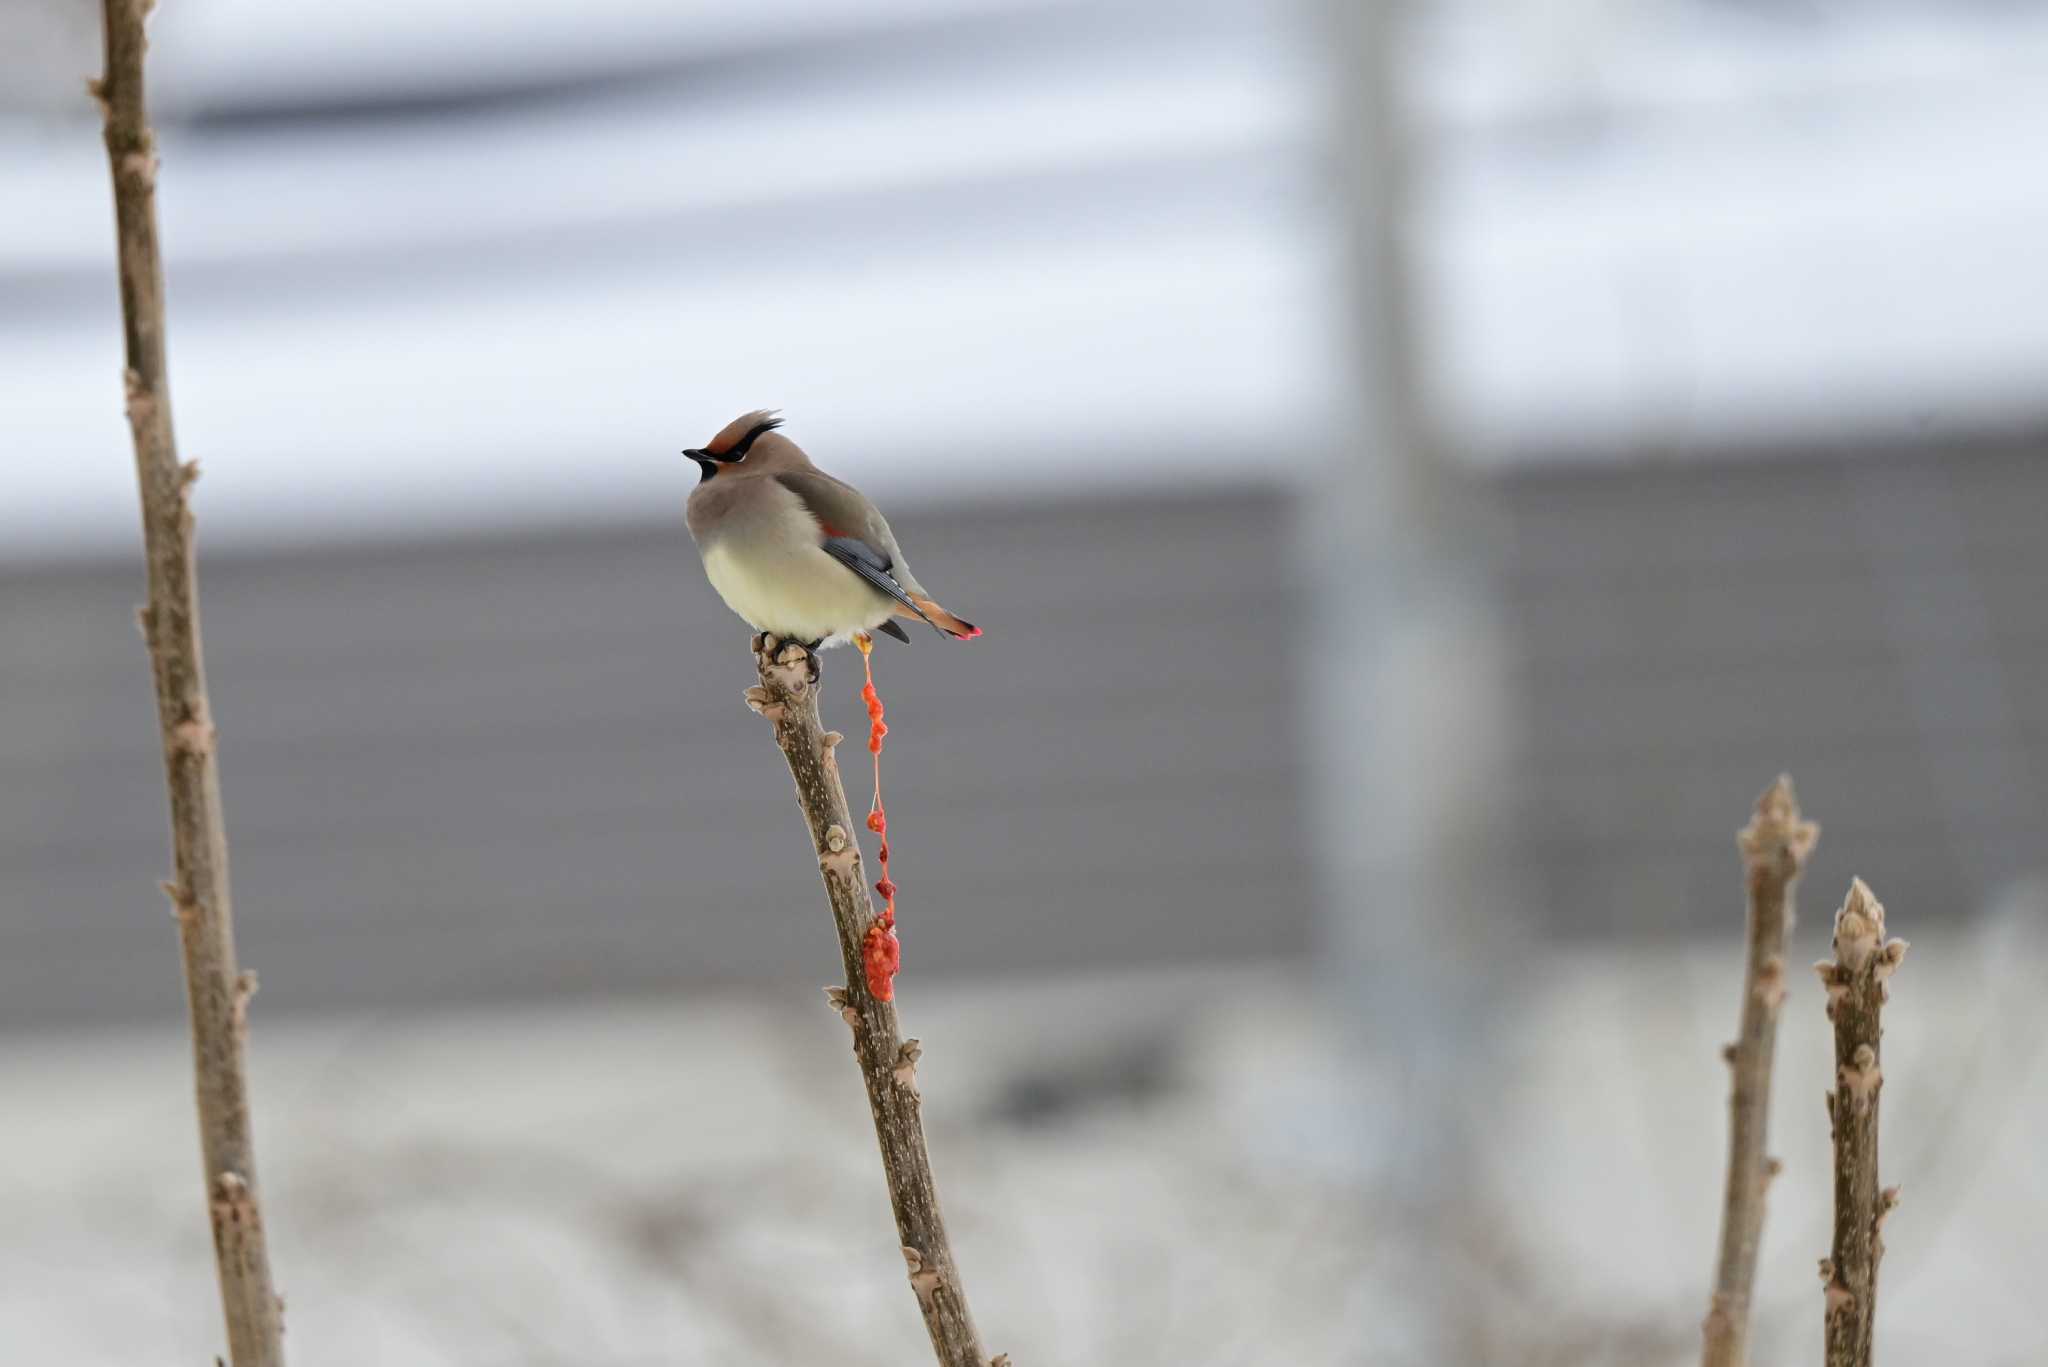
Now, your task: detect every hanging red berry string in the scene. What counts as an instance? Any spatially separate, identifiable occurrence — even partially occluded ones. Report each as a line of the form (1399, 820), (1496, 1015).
(854, 633), (900, 1000)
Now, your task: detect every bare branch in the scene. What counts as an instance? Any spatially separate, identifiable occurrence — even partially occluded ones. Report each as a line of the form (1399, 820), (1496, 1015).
(96, 4), (286, 1362)
(1702, 776), (1817, 1367)
(748, 635), (999, 1366)
(1819, 878), (1907, 1367)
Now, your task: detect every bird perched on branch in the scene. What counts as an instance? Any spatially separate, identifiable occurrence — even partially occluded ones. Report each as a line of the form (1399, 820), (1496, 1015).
(684, 410), (980, 651)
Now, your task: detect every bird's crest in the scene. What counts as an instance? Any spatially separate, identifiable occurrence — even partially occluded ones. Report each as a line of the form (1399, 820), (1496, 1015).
(705, 409), (784, 457)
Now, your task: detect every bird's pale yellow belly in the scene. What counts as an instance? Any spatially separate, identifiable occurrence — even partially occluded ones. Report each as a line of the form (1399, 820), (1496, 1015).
(701, 541), (892, 644)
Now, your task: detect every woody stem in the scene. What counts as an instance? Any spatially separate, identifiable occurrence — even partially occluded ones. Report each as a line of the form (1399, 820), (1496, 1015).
(746, 635), (994, 1367)
(96, 1), (288, 1360)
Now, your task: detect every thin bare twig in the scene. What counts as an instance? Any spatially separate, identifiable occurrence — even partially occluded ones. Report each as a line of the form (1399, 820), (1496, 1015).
(94, 4), (286, 1362)
(1702, 776), (1817, 1367)
(745, 635), (1002, 1367)
(1816, 879), (1907, 1367)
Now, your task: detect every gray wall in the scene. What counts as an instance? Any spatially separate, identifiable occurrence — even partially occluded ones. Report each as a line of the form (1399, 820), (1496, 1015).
(1507, 443), (2046, 937)
(3, 491), (1309, 1029)
(6, 448), (2043, 1030)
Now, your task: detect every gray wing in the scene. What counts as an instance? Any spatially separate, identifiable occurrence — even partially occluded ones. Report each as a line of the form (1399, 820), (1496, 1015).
(776, 472), (943, 636)
(773, 471), (923, 593)
(818, 534), (941, 633)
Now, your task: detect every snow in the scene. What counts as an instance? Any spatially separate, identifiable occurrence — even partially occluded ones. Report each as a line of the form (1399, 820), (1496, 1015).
(3, 1), (2046, 558)
(5, 943), (2044, 1364)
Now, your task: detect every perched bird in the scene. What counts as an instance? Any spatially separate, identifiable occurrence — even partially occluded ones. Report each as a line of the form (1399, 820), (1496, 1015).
(683, 410), (980, 649)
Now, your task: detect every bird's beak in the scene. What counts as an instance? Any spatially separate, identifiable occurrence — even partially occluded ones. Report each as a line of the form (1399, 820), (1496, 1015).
(683, 448), (717, 481)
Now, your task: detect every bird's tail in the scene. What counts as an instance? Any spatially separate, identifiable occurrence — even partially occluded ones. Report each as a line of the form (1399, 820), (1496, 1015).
(901, 595), (980, 639)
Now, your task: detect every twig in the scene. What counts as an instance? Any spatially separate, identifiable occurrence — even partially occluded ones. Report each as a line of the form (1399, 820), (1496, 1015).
(1815, 879), (1907, 1367)
(745, 635), (1001, 1367)
(1702, 776), (1817, 1367)
(94, 5), (287, 1363)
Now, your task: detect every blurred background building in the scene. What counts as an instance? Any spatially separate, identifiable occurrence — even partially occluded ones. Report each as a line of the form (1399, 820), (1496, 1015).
(3, 1), (2047, 1363)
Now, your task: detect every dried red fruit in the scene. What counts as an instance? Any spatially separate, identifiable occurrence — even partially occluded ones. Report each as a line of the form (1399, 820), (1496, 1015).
(861, 922), (901, 1001)
(855, 634), (902, 1001)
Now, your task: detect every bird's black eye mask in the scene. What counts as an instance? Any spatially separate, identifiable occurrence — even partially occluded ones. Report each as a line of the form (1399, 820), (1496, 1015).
(685, 416), (784, 481)
(727, 416), (782, 458)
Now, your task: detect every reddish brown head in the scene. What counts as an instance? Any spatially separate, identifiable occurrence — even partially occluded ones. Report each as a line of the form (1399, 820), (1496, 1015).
(704, 409), (781, 456)
(684, 410), (791, 482)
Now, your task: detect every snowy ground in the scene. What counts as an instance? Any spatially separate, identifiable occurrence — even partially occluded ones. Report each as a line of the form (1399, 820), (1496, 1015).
(5, 933), (2045, 1365)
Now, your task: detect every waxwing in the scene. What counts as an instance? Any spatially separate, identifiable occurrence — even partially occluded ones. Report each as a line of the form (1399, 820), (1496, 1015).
(684, 410), (980, 648)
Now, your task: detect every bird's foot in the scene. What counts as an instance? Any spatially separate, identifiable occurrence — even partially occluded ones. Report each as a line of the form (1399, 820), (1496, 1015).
(754, 633), (823, 686)
(781, 638), (823, 684)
